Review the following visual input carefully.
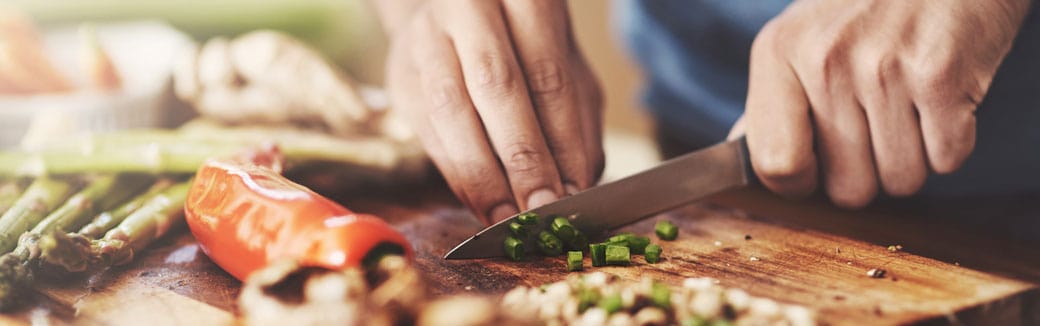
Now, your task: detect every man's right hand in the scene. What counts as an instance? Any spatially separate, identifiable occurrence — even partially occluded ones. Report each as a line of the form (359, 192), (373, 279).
(376, 0), (604, 224)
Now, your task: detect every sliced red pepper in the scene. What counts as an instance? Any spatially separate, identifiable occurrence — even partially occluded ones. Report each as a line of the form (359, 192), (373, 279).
(184, 148), (413, 280)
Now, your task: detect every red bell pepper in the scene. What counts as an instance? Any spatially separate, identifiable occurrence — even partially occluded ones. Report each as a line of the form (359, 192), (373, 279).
(184, 148), (413, 280)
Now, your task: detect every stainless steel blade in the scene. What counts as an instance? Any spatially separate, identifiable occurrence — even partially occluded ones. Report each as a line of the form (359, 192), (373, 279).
(444, 138), (752, 259)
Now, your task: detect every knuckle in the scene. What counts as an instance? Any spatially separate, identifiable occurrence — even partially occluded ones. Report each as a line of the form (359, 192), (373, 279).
(526, 58), (571, 98)
(474, 52), (518, 94)
(911, 64), (963, 109)
(503, 142), (547, 177)
(426, 76), (468, 115)
(802, 44), (844, 88)
(867, 53), (902, 93)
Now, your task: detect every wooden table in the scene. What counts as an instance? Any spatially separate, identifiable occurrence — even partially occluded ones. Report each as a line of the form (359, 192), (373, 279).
(3, 184), (1038, 325)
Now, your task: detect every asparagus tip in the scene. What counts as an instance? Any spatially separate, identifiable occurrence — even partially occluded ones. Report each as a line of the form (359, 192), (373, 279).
(38, 232), (93, 273)
(0, 253), (32, 310)
(94, 239), (133, 266)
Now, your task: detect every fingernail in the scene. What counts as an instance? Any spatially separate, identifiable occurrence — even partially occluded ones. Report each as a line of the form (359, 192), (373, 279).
(489, 203), (518, 224)
(526, 188), (558, 210)
(564, 183), (580, 195)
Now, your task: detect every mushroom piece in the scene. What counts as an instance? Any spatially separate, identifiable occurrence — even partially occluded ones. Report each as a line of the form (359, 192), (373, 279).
(173, 30), (405, 138)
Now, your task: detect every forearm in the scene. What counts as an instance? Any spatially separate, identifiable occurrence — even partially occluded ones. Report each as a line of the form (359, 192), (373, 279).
(368, 0), (424, 39)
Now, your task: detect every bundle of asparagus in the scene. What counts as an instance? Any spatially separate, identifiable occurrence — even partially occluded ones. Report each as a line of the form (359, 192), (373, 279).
(0, 175), (192, 310)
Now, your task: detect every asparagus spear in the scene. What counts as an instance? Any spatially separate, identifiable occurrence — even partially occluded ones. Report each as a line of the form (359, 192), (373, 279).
(29, 174), (153, 237)
(0, 233), (40, 310)
(0, 127), (423, 178)
(40, 180), (192, 272)
(0, 177), (77, 254)
(0, 182), (23, 214)
(0, 250), (31, 310)
(0, 179), (174, 309)
(0, 139), (235, 176)
(78, 179), (174, 239)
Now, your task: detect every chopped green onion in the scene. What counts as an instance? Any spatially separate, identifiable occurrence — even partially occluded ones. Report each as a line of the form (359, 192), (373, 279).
(537, 231), (564, 256)
(655, 220), (678, 241)
(503, 236), (525, 261)
(606, 233), (650, 254)
(650, 281), (670, 308)
(578, 288), (600, 312)
(605, 239), (628, 248)
(605, 245), (630, 266)
(551, 216), (576, 242)
(645, 244), (662, 263)
(607, 233), (635, 243)
(590, 243), (607, 267)
(517, 212), (539, 225)
(509, 222), (528, 238)
(627, 236), (651, 254)
(598, 293), (623, 314)
(568, 231), (589, 251)
(567, 251), (583, 272)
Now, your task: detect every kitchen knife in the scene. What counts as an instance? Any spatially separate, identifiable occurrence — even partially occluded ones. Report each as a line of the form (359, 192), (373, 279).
(444, 137), (755, 259)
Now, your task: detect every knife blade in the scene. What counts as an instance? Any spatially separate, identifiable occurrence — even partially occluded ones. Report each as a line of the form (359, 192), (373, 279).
(443, 137), (754, 259)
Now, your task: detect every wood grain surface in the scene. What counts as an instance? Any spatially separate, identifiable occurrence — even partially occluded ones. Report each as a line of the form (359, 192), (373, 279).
(3, 185), (1038, 325)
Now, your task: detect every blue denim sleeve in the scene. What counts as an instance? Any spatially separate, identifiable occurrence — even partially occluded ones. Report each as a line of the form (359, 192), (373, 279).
(615, 0), (1040, 197)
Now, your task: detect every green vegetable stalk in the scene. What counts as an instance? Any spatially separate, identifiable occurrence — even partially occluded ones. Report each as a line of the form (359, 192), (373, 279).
(550, 216), (576, 242)
(517, 212), (538, 225)
(566, 251), (583, 272)
(28, 175), (153, 238)
(508, 222), (528, 238)
(655, 220), (678, 241)
(589, 243), (607, 267)
(645, 244), (662, 264)
(537, 231), (564, 257)
(41, 180), (192, 271)
(0, 127), (422, 178)
(0, 182), (23, 214)
(0, 178), (182, 310)
(605, 245), (630, 266)
(607, 233), (651, 254)
(78, 179), (174, 239)
(0, 177), (77, 254)
(0, 248), (31, 310)
(503, 236), (525, 262)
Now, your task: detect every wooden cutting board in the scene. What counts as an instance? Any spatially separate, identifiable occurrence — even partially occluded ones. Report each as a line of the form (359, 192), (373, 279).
(2, 186), (1038, 325)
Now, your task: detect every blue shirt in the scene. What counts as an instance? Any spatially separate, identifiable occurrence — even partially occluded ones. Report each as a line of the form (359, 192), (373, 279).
(616, 0), (1040, 197)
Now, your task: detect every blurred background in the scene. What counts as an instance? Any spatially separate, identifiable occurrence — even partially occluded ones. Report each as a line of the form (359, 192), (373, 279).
(4, 0), (659, 178)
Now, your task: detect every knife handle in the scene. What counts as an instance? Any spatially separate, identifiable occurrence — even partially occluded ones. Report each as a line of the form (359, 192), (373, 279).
(735, 136), (760, 186)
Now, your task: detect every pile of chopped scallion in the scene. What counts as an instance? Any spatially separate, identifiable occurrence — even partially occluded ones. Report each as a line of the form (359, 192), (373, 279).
(504, 214), (681, 272)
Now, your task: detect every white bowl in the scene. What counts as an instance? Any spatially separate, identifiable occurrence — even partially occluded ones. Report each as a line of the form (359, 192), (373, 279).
(0, 20), (194, 149)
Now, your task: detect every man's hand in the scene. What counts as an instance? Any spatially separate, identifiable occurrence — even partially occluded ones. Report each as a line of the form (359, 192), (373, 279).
(736, 0), (1031, 207)
(377, 0), (604, 223)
